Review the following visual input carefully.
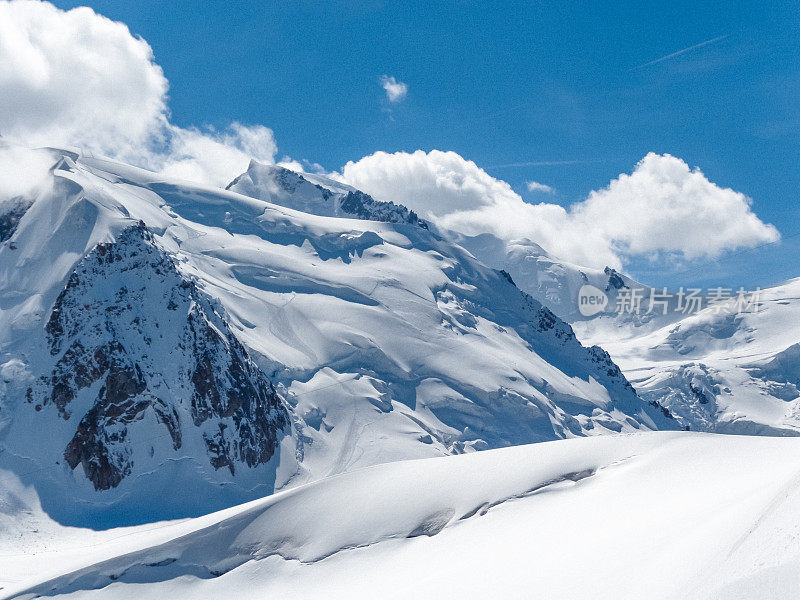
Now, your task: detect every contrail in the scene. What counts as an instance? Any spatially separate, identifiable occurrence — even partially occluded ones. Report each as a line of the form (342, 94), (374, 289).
(487, 160), (594, 169)
(629, 34), (728, 71)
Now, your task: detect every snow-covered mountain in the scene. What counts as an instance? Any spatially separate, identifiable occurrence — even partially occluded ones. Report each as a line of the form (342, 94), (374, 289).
(452, 233), (648, 322)
(469, 239), (800, 437)
(227, 160), (427, 227)
(442, 219), (800, 437)
(0, 146), (673, 526)
(233, 160), (800, 436)
(5, 432), (800, 599)
(222, 159), (800, 437)
(5, 147), (800, 599)
(449, 232), (800, 436)
(227, 161), (651, 324)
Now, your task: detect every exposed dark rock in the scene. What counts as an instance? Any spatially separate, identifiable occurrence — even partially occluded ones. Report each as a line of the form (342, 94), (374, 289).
(203, 423), (235, 475)
(339, 189), (426, 228)
(227, 163), (428, 228)
(0, 197), (32, 243)
(499, 269), (516, 287)
(604, 267), (628, 291)
(690, 382), (711, 405)
(64, 362), (148, 490)
(34, 223), (289, 490)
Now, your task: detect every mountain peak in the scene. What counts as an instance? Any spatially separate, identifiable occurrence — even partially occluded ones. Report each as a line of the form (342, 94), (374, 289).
(227, 160), (427, 227)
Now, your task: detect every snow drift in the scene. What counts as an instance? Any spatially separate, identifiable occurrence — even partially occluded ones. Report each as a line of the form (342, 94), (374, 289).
(4, 432), (800, 599)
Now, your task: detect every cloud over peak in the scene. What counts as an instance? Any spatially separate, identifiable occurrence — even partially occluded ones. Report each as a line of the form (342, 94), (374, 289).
(0, 0), (167, 152)
(339, 150), (778, 269)
(0, 1), (779, 273)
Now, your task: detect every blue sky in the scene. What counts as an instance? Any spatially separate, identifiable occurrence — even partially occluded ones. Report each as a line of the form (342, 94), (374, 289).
(46, 1), (800, 288)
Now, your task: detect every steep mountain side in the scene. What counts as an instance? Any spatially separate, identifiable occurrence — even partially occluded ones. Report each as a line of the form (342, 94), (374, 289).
(225, 162), (670, 324)
(220, 162), (800, 436)
(29, 223), (288, 490)
(453, 233), (647, 322)
(469, 235), (800, 436)
(0, 147), (672, 525)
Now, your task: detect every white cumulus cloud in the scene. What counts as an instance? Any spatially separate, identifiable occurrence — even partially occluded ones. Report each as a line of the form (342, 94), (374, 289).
(0, 0), (780, 268)
(339, 150), (779, 269)
(380, 75), (408, 103)
(0, 0), (278, 186)
(0, 0), (167, 153)
(573, 152), (779, 260)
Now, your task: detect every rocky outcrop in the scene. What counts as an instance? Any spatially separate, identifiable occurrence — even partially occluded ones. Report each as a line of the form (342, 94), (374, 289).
(338, 189), (426, 228)
(186, 304), (286, 475)
(603, 266), (628, 291)
(29, 223), (289, 490)
(0, 197), (32, 244)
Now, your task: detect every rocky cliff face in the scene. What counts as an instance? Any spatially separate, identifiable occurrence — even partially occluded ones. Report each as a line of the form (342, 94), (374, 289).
(27, 223), (289, 490)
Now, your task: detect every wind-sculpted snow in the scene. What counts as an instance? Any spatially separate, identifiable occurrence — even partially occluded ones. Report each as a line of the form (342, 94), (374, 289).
(226, 164), (654, 324)
(439, 220), (800, 436)
(449, 234), (651, 322)
(0, 148), (670, 527)
(5, 433), (800, 599)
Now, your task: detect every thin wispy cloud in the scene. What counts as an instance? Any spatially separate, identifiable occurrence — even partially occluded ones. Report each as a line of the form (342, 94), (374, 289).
(629, 34), (728, 71)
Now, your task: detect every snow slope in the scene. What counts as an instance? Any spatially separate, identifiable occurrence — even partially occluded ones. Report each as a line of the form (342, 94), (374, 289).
(229, 160), (800, 436)
(450, 233), (649, 322)
(474, 233), (800, 436)
(0, 145), (671, 526)
(4, 432), (800, 599)
(226, 161), (649, 324)
(456, 232), (800, 437)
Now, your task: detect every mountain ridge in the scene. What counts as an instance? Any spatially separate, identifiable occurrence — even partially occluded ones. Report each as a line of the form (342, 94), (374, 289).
(0, 146), (673, 526)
